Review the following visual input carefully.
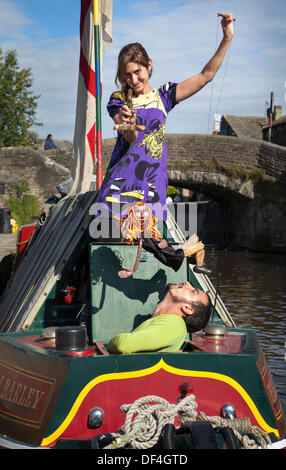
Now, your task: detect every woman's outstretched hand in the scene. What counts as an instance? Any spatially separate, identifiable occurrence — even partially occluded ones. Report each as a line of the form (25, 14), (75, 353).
(119, 104), (137, 125)
(220, 12), (235, 41)
(115, 104), (138, 143)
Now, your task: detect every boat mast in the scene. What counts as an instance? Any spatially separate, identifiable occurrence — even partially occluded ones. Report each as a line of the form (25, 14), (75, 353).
(267, 91), (274, 143)
(93, 0), (103, 189)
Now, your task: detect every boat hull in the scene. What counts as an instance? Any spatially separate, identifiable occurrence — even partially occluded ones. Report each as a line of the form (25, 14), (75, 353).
(0, 327), (285, 449)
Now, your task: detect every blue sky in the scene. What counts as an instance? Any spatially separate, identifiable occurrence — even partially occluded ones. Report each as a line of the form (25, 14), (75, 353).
(0, 0), (285, 141)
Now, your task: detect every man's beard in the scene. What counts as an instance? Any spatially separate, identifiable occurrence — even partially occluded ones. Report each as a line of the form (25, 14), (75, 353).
(165, 283), (188, 293)
(165, 283), (175, 293)
(164, 283), (194, 306)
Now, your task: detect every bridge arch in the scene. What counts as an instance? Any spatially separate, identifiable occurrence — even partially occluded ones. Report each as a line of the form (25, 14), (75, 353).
(168, 170), (254, 201)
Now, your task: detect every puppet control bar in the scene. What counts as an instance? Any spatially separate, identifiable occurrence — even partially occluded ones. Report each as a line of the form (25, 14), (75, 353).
(217, 12), (235, 21)
(113, 88), (146, 132)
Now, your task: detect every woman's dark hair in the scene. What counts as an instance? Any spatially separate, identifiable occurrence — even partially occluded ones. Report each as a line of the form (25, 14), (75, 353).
(183, 296), (211, 333)
(115, 42), (152, 98)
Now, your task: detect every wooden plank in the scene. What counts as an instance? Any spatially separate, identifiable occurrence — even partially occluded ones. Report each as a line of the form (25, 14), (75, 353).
(18, 196), (95, 330)
(0, 198), (75, 330)
(11, 193), (95, 331)
(0, 198), (71, 317)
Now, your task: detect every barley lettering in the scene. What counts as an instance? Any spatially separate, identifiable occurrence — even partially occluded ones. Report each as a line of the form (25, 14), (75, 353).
(0, 375), (45, 410)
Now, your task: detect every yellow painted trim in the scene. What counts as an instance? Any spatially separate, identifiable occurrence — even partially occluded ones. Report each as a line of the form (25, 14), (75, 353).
(41, 359), (278, 446)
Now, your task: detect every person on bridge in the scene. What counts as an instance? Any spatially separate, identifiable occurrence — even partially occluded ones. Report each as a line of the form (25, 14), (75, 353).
(96, 13), (235, 219)
(44, 134), (58, 150)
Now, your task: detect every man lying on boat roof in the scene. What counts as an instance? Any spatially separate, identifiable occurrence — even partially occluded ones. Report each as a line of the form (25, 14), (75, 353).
(107, 282), (211, 354)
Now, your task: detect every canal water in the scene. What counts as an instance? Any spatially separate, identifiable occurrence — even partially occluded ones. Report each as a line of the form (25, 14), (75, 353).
(204, 247), (286, 410)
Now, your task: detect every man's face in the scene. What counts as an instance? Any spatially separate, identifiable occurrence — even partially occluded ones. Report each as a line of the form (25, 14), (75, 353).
(165, 282), (209, 306)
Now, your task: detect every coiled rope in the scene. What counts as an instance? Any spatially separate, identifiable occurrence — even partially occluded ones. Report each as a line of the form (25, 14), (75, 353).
(99, 394), (272, 450)
(198, 411), (272, 449)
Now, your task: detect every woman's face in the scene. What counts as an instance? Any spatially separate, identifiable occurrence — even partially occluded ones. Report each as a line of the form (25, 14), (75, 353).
(124, 60), (152, 95)
(134, 204), (150, 221)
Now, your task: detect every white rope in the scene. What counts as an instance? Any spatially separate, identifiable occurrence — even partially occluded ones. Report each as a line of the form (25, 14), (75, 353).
(199, 411), (272, 449)
(100, 394), (198, 449)
(98, 394), (273, 450)
(207, 15), (235, 133)
(207, 16), (220, 134)
(215, 41), (232, 115)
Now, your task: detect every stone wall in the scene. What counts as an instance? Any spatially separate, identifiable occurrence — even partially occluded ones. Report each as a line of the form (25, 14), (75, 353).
(43, 148), (73, 171)
(263, 120), (286, 148)
(163, 134), (286, 181)
(0, 147), (71, 210)
(224, 196), (286, 252)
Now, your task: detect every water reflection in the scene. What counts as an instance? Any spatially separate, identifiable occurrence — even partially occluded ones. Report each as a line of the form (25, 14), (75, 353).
(205, 248), (286, 408)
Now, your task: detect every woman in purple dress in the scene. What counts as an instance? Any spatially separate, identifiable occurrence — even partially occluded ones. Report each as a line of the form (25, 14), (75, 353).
(97, 13), (234, 218)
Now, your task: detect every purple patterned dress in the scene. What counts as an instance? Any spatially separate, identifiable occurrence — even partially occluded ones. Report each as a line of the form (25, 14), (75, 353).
(97, 82), (177, 220)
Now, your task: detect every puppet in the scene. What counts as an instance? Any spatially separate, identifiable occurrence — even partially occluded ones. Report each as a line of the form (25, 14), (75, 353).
(117, 202), (211, 279)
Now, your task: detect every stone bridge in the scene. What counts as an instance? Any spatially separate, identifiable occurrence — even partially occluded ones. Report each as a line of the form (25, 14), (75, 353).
(102, 134), (286, 252)
(165, 134), (286, 200)
(103, 134), (286, 201)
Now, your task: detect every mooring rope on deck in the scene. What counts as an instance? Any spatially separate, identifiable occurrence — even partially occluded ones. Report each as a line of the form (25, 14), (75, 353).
(198, 411), (272, 449)
(99, 394), (272, 450)
(100, 394), (197, 449)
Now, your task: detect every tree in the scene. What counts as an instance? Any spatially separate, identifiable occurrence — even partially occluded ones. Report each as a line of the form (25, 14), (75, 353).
(8, 181), (40, 227)
(167, 185), (180, 198)
(0, 47), (42, 148)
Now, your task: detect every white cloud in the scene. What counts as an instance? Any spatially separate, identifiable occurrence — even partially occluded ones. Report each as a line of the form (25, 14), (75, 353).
(8, 34), (79, 140)
(0, 0), (33, 38)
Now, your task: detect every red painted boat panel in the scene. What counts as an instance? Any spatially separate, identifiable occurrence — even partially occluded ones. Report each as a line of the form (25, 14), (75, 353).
(48, 366), (270, 443)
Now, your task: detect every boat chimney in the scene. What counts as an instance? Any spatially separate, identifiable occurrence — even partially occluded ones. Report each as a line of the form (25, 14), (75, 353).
(274, 105), (282, 122)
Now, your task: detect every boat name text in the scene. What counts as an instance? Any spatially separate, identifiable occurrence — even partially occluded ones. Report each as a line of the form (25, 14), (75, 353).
(0, 375), (45, 410)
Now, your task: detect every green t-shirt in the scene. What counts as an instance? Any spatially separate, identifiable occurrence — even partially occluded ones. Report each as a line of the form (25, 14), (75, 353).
(107, 314), (187, 354)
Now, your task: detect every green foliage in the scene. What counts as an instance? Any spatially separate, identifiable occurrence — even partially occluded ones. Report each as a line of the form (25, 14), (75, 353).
(167, 185), (180, 198)
(10, 181), (29, 198)
(247, 168), (267, 183)
(0, 47), (42, 148)
(8, 181), (40, 227)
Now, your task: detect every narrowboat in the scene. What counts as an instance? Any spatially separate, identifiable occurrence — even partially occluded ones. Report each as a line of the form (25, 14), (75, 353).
(0, 194), (285, 450)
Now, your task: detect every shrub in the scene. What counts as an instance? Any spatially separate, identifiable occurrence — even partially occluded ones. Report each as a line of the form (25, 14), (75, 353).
(8, 181), (40, 227)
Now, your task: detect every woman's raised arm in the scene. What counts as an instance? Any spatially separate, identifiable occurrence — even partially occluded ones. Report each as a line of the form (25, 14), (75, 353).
(176, 13), (235, 103)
